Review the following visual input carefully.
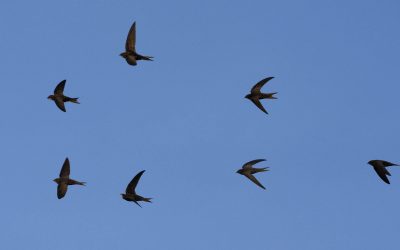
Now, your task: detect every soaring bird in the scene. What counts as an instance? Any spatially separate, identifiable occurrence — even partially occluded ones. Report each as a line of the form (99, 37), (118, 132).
(121, 170), (152, 207)
(368, 160), (399, 184)
(53, 158), (85, 199)
(236, 159), (269, 189)
(120, 22), (153, 66)
(245, 77), (277, 114)
(48, 80), (79, 112)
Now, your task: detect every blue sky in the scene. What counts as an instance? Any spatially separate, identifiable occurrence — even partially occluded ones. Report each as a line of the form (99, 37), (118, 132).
(1, 1), (400, 249)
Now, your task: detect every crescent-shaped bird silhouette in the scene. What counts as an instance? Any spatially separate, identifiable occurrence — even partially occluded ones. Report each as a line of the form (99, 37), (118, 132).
(53, 158), (85, 199)
(368, 160), (399, 184)
(120, 21), (153, 66)
(236, 159), (269, 189)
(47, 80), (79, 112)
(245, 77), (277, 114)
(121, 170), (152, 207)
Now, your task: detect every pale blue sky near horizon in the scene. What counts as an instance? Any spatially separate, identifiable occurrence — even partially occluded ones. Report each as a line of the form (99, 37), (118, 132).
(1, 1), (400, 249)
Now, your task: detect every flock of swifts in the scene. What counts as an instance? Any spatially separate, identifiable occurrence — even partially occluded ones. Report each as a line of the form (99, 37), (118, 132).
(49, 21), (398, 206)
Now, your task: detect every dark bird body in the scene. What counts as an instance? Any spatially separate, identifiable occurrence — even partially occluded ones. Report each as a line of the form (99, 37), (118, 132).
(120, 22), (153, 66)
(121, 170), (152, 207)
(53, 158), (85, 199)
(368, 160), (399, 184)
(245, 77), (277, 114)
(48, 80), (79, 112)
(236, 159), (269, 189)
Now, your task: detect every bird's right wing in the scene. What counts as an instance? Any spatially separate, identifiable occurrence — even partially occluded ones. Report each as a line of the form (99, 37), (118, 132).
(133, 200), (142, 208)
(243, 159), (266, 169)
(57, 183), (68, 199)
(244, 173), (266, 189)
(59, 158), (70, 178)
(54, 80), (66, 94)
(251, 77), (274, 94)
(54, 98), (66, 112)
(126, 170), (145, 194)
(125, 22), (136, 52)
(126, 56), (137, 66)
(373, 166), (390, 184)
(250, 99), (268, 114)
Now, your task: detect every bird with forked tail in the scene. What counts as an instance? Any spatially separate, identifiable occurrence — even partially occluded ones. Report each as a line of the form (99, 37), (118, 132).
(236, 159), (269, 189)
(120, 21), (153, 66)
(245, 77), (277, 114)
(121, 170), (152, 207)
(368, 160), (399, 184)
(48, 79), (79, 112)
(53, 158), (85, 199)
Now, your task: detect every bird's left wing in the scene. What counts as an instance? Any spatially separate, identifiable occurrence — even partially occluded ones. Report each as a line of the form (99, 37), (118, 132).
(57, 183), (68, 199)
(373, 166), (390, 184)
(54, 98), (66, 112)
(126, 56), (137, 66)
(250, 99), (268, 114)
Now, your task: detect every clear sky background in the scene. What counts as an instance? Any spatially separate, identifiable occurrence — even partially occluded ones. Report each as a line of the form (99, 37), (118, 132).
(1, 1), (400, 249)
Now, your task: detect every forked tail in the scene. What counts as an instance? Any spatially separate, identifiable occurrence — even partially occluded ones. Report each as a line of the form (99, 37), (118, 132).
(68, 97), (80, 104)
(143, 197), (152, 203)
(142, 56), (153, 61)
(260, 92), (277, 99)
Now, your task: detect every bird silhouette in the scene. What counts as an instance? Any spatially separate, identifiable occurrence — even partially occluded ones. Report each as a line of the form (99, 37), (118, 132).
(245, 77), (277, 114)
(121, 170), (152, 207)
(236, 159), (269, 189)
(47, 80), (79, 112)
(368, 160), (399, 184)
(120, 22), (153, 66)
(53, 158), (85, 199)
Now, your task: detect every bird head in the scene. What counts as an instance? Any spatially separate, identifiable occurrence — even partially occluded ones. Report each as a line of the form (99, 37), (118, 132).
(119, 52), (128, 58)
(53, 178), (59, 184)
(368, 160), (377, 166)
(47, 95), (55, 100)
(236, 169), (243, 174)
(244, 94), (251, 99)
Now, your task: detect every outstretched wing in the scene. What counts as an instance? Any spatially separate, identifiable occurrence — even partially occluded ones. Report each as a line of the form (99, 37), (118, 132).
(244, 173), (266, 189)
(373, 166), (390, 184)
(251, 77), (274, 94)
(243, 159), (266, 169)
(54, 98), (66, 112)
(54, 80), (66, 94)
(250, 99), (268, 114)
(59, 158), (70, 178)
(126, 55), (137, 66)
(126, 170), (145, 194)
(57, 183), (68, 199)
(125, 21), (136, 52)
